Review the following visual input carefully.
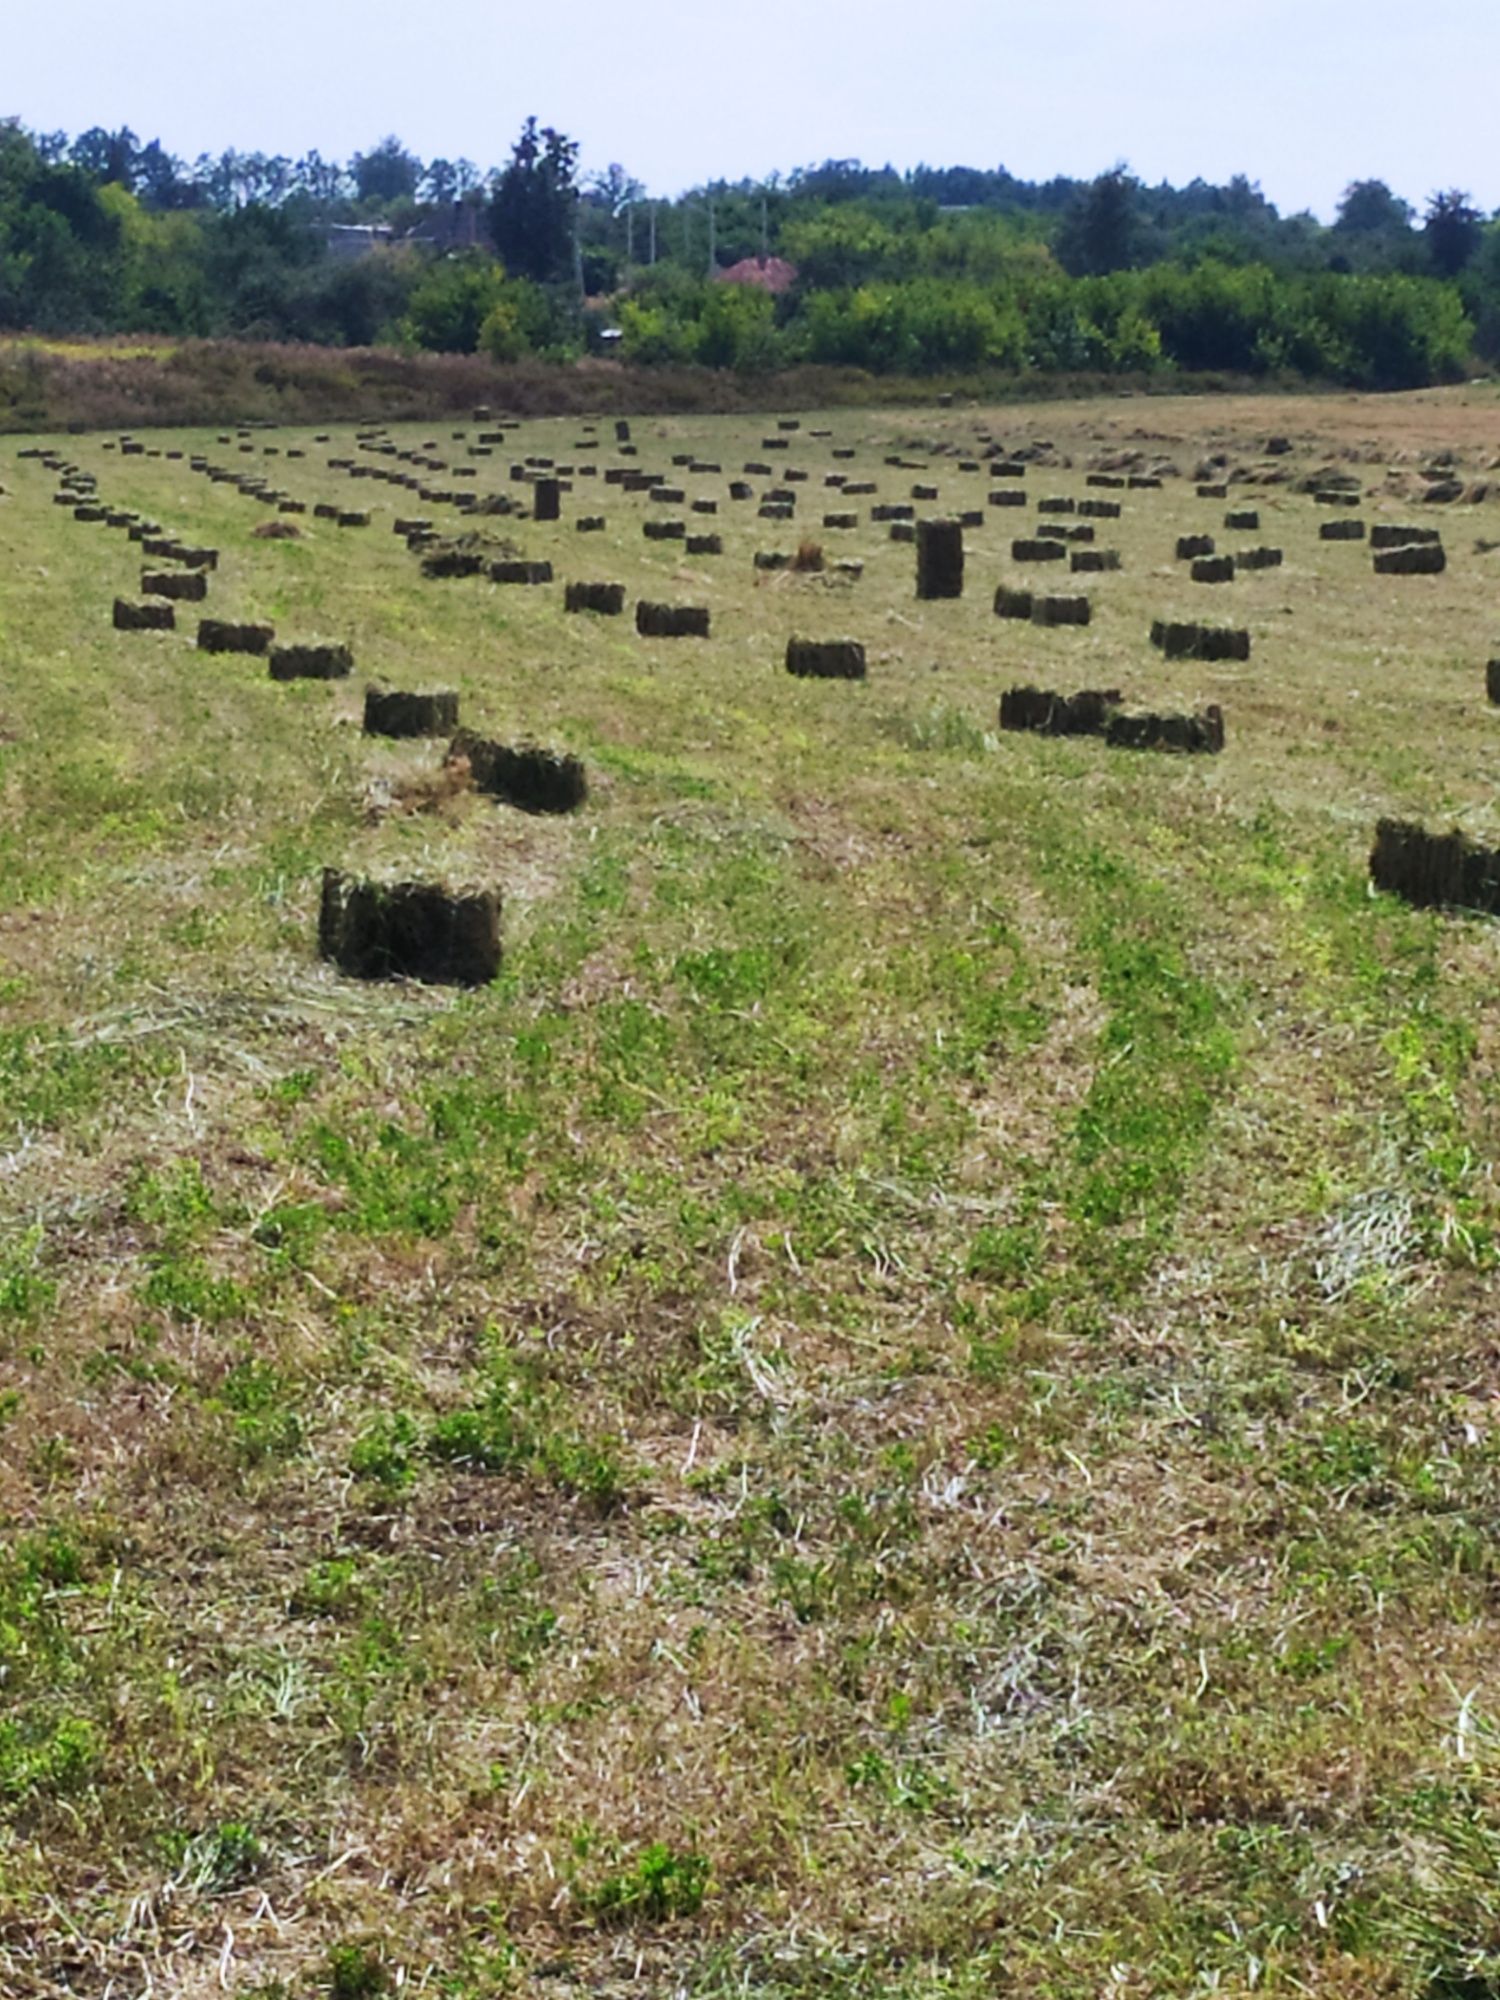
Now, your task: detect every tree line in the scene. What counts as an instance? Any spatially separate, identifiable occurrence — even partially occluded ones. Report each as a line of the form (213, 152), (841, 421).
(1, 115), (1496, 389)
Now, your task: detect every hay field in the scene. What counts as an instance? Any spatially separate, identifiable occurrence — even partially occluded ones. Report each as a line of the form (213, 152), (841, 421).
(2, 388), (1500, 1997)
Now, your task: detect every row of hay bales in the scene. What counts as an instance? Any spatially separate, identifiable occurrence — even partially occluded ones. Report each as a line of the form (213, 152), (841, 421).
(32, 413), (1488, 946)
(324, 416), (1457, 628)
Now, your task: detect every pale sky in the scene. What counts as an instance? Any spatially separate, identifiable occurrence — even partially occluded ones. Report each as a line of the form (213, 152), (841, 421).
(5, 0), (1498, 220)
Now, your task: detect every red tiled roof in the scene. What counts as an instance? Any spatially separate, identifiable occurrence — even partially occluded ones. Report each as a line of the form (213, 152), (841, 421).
(713, 257), (798, 294)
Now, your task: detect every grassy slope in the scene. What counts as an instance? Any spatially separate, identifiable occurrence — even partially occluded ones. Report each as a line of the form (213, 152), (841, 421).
(0, 390), (1498, 1996)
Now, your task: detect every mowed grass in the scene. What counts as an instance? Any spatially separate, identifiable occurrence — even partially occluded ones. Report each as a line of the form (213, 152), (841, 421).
(1, 387), (1499, 1996)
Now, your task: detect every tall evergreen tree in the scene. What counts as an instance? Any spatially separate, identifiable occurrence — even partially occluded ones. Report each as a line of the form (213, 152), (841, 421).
(488, 117), (579, 284)
(1056, 167), (1140, 276)
(1425, 189), (1483, 278)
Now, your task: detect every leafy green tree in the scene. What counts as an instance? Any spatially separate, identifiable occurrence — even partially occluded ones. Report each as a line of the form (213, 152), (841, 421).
(420, 159), (459, 206)
(400, 251), (508, 351)
(294, 151), (350, 207)
(69, 126), (139, 187)
(1335, 179), (1413, 234)
(488, 118), (578, 284)
(781, 208), (901, 288)
(478, 277), (553, 361)
(352, 137), (422, 205)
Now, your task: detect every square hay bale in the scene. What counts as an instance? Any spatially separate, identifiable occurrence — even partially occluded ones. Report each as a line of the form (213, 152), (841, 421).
(1195, 626), (1251, 662)
(1371, 524), (1440, 549)
(142, 570), (207, 602)
(1320, 519), (1367, 541)
(1151, 620), (1191, 655)
(451, 730), (587, 815)
(1225, 509), (1261, 531)
(1071, 549), (1120, 573)
(269, 642), (353, 682)
(113, 598), (175, 632)
(1373, 543), (1446, 575)
(1234, 546), (1283, 572)
(1000, 684), (1120, 736)
(786, 638), (867, 680)
(1369, 819), (1500, 914)
(686, 534), (722, 556)
(422, 549), (485, 579)
(565, 581), (626, 615)
(994, 585), (1034, 619)
(989, 490), (1027, 508)
(916, 518), (964, 599)
(1105, 705), (1225, 754)
(636, 602), (710, 638)
(1012, 538), (1067, 563)
(1176, 534), (1215, 560)
(1191, 556), (1236, 584)
(644, 520), (687, 540)
(319, 869), (501, 986)
(1148, 620), (1248, 662)
(487, 560), (553, 585)
(1031, 594), (1091, 627)
(197, 619), (274, 656)
(363, 687), (460, 737)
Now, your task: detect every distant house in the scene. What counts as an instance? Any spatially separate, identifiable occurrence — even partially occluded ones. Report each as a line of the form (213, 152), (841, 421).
(408, 203), (486, 254)
(713, 256), (798, 295)
(324, 223), (394, 263)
